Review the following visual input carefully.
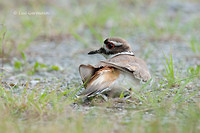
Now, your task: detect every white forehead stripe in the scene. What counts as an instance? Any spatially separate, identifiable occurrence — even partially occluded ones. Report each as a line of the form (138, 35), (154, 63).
(109, 41), (123, 46)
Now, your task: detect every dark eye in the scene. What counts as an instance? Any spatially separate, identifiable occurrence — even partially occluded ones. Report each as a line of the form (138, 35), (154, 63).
(106, 43), (115, 49)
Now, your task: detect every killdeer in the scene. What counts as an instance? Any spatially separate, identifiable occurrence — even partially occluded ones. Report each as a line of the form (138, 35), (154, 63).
(79, 37), (151, 98)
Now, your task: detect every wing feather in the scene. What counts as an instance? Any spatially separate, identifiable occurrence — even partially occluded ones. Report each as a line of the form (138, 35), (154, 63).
(79, 67), (120, 97)
(99, 55), (151, 82)
(79, 64), (96, 87)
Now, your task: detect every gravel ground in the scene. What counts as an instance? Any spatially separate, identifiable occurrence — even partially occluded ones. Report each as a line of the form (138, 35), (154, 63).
(1, 0), (200, 105)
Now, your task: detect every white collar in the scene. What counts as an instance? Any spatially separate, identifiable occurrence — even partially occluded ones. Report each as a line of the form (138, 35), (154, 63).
(103, 51), (135, 59)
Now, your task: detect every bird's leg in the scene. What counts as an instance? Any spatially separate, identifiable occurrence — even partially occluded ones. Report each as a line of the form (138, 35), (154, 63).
(98, 94), (108, 101)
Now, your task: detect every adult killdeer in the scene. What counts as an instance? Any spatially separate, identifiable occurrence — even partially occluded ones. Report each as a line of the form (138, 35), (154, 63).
(79, 37), (151, 98)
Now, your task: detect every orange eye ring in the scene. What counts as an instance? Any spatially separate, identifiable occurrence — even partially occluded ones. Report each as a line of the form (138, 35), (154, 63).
(106, 43), (115, 49)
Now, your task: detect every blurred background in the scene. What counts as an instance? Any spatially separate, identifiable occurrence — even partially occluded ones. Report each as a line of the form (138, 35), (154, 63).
(0, 0), (200, 83)
(0, 1), (200, 132)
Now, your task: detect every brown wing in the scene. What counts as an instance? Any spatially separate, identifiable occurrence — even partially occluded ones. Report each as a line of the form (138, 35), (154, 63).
(79, 67), (120, 97)
(79, 64), (97, 87)
(99, 55), (151, 82)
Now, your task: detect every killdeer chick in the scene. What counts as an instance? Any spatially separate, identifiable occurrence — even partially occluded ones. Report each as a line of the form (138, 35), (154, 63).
(79, 37), (151, 99)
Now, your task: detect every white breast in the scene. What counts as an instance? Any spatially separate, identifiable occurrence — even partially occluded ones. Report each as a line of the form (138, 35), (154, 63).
(109, 71), (141, 96)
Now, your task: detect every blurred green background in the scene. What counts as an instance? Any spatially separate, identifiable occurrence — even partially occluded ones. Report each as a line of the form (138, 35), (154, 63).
(1, 0), (200, 59)
(0, 0), (200, 133)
